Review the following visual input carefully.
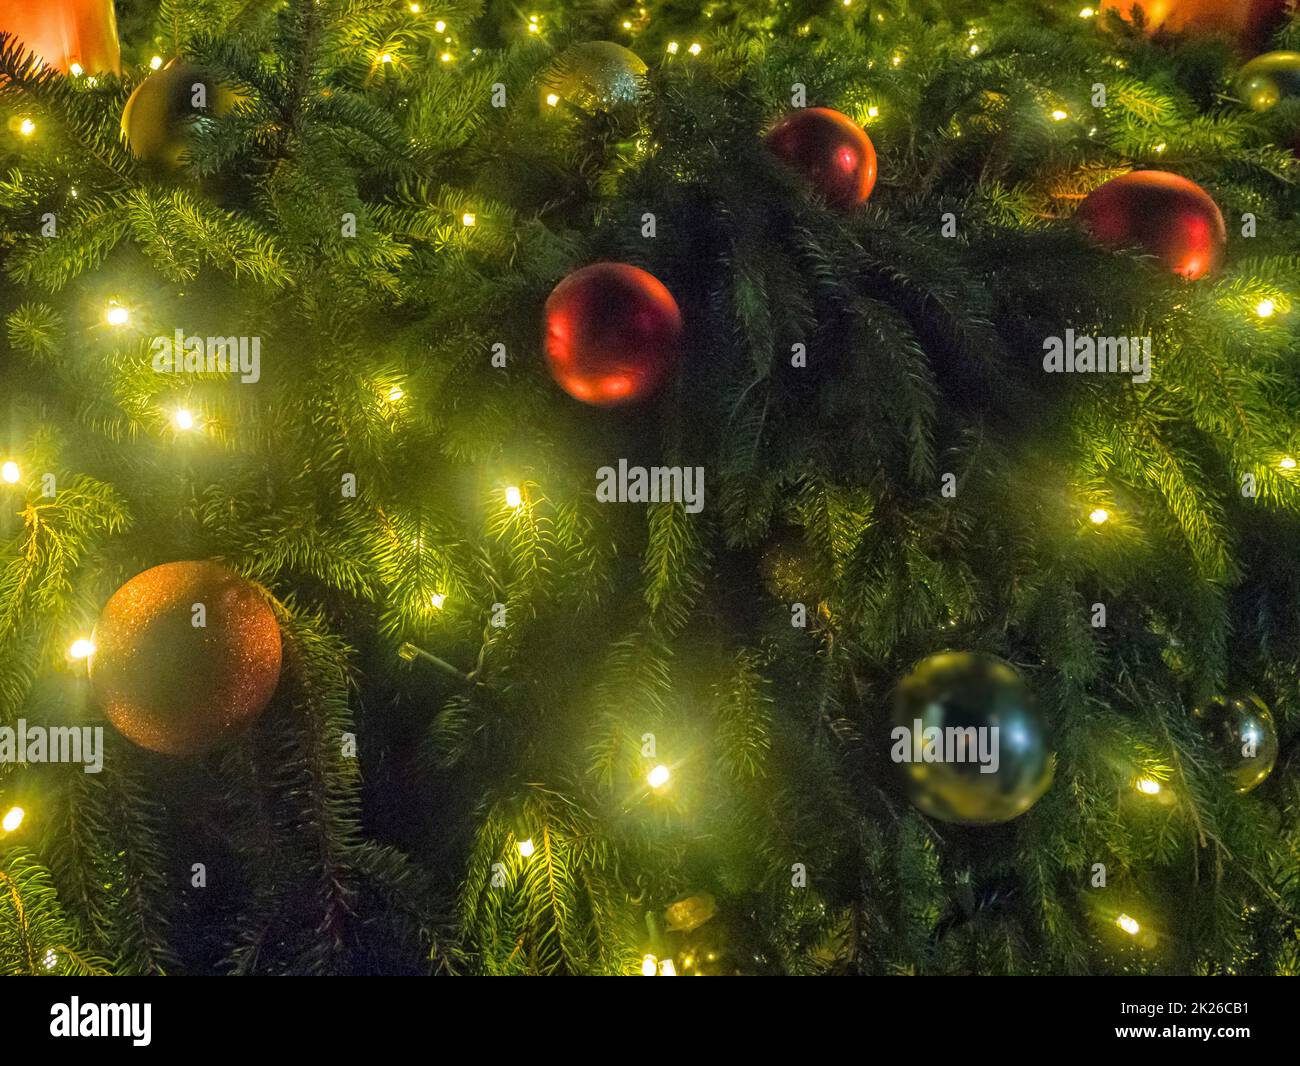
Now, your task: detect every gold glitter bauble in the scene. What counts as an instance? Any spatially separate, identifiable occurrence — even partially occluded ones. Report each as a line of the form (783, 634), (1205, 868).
(89, 561), (282, 756)
(120, 59), (242, 171)
(539, 41), (647, 114)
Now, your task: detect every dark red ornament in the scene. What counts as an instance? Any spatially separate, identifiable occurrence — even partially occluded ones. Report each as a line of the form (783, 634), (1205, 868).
(543, 263), (682, 406)
(1103, 1), (1288, 52)
(1077, 171), (1226, 280)
(89, 561), (282, 756)
(765, 107), (878, 210)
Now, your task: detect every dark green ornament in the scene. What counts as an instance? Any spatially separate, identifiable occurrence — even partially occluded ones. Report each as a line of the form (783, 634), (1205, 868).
(891, 652), (1053, 825)
(1235, 51), (1300, 112)
(538, 41), (647, 115)
(1191, 692), (1278, 793)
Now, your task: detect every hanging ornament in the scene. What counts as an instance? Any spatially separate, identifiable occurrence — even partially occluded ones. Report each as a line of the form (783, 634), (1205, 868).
(0, 0), (120, 75)
(1102, 1), (1289, 50)
(759, 528), (824, 605)
(664, 893), (718, 934)
(538, 41), (647, 115)
(543, 262), (682, 406)
(891, 652), (1053, 825)
(1235, 52), (1300, 112)
(1077, 171), (1226, 280)
(120, 60), (242, 172)
(1191, 693), (1278, 793)
(765, 107), (878, 210)
(89, 561), (282, 757)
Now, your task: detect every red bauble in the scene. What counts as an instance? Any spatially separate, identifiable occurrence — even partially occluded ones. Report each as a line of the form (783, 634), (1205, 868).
(1077, 171), (1226, 280)
(0, 0), (120, 74)
(89, 562), (282, 756)
(765, 107), (878, 210)
(1103, 0), (1288, 50)
(543, 263), (682, 406)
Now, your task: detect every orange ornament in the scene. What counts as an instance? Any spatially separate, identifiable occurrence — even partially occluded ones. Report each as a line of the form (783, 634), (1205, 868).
(89, 562), (282, 756)
(0, 0), (120, 75)
(1102, 0), (1288, 50)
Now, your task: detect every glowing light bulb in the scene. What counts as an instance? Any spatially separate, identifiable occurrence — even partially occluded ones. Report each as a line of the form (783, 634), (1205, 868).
(173, 409), (195, 430)
(150, 55), (164, 70)
(1051, 109), (1068, 121)
(505, 486), (523, 509)
(1089, 508), (1109, 525)
(1, 807), (23, 833)
(641, 954), (658, 976)
(380, 53), (394, 65)
(435, 19), (446, 32)
(667, 41), (679, 54)
(43, 949), (57, 970)
(388, 386), (405, 402)
(19, 118), (36, 137)
(867, 105), (880, 118)
(1116, 914), (1140, 936)
(688, 42), (702, 55)
(1153, 142), (1166, 154)
(69, 638), (95, 660)
(969, 44), (981, 55)
(430, 592), (447, 609)
(658, 958), (677, 976)
(517, 837), (535, 858)
(105, 302), (130, 326)
(1080, 6), (1096, 17)
(647, 764), (671, 790)
(440, 53), (453, 63)
(622, 20), (632, 29)
(410, 2), (421, 11)
(1280, 457), (1297, 470)
(1255, 299), (1276, 319)
(891, 54), (903, 67)
(1, 461), (18, 484)
(546, 93), (559, 107)
(1135, 778), (1161, 795)
(461, 212), (476, 227)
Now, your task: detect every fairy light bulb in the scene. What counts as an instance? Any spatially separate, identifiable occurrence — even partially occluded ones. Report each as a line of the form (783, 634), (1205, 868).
(641, 954), (658, 976)
(434, 19), (446, 32)
(658, 958), (677, 976)
(410, 2), (421, 11)
(461, 212), (476, 227)
(69, 63), (83, 77)
(1255, 299), (1276, 319)
(1, 807), (23, 833)
(388, 385), (405, 402)
(1051, 109), (1068, 121)
(105, 302), (129, 326)
(69, 638), (95, 660)
(1080, 6), (1096, 17)
(430, 592), (447, 609)
(1116, 914), (1140, 936)
(517, 837), (535, 858)
(688, 42), (702, 55)
(546, 93), (559, 107)
(174, 409), (195, 430)
(1135, 778), (1161, 795)
(505, 486), (523, 509)
(1089, 508), (1109, 525)
(380, 53), (394, 65)
(647, 764), (671, 790)
(1280, 457), (1297, 470)
(1, 461), (18, 484)
(667, 41), (679, 54)
(19, 118), (36, 137)
(150, 55), (164, 70)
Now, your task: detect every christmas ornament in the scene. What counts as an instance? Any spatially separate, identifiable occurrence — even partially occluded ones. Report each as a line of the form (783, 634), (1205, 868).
(664, 893), (717, 934)
(0, 0), (120, 74)
(1103, 0), (1288, 50)
(1191, 693), (1278, 793)
(765, 107), (877, 210)
(89, 561), (282, 756)
(670, 909), (773, 976)
(891, 652), (1052, 825)
(1077, 171), (1226, 280)
(759, 528), (823, 604)
(120, 60), (242, 171)
(1235, 52), (1300, 112)
(543, 262), (682, 406)
(539, 41), (647, 115)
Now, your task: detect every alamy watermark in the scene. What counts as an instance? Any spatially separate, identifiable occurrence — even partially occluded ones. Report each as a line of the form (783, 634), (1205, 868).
(0, 719), (103, 773)
(151, 330), (261, 383)
(595, 460), (705, 514)
(890, 719), (999, 773)
(1042, 330), (1151, 384)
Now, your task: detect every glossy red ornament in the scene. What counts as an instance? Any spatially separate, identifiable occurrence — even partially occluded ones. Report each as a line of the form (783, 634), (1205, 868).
(89, 561), (282, 756)
(0, 0), (120, 74)
(765, 107), (878, 210)
(1103, 0), (1288, 51)
(1077, 171), (1226, 280)
(543, 263), (682, 406)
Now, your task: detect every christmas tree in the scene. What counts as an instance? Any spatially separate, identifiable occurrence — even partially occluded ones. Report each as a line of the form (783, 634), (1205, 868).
(2, 0), (1300, 978)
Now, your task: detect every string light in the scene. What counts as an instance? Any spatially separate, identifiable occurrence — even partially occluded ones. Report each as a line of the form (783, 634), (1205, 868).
(1051, 109), (1069, 122)
(647, 764), (671, 790)
(19, 118), (36, 137)
(409, 2), (421, 11)
(69, 638), (95, 660)
(105, 302), (129, 326)
(866, 105), (880, 119)
(658, 958), (677, 976)
(640, 953), (659, 976)
(380, 53), (394, 65)
(150, 55), (164, 70)
(546, 93), (559, 107)
(1080, 6), (1096, 17)
(1116, 914), (1140, 936)
(517, 837), (535, 858)
(688, 42), (702, 56)
(440, 53), (453, 63)
(1153, 142), (1167, 154)
(387, 385), (405, 402)
(1255, 299), (1276, 319)
(461, 212), (476, 227)
(505, 485), (523, 509)
(1089, 508), (1109, 525)
(430, 592), (447, 609)
(667, 41), (679, 55)
(1, 806), (23, 833)
(1134, 778), (1161, 795)
(174, 408), (196, 430)
(1, 461), (18, 484)
(434, 19), (446, 32)
(1280, 457), (1297, 470)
